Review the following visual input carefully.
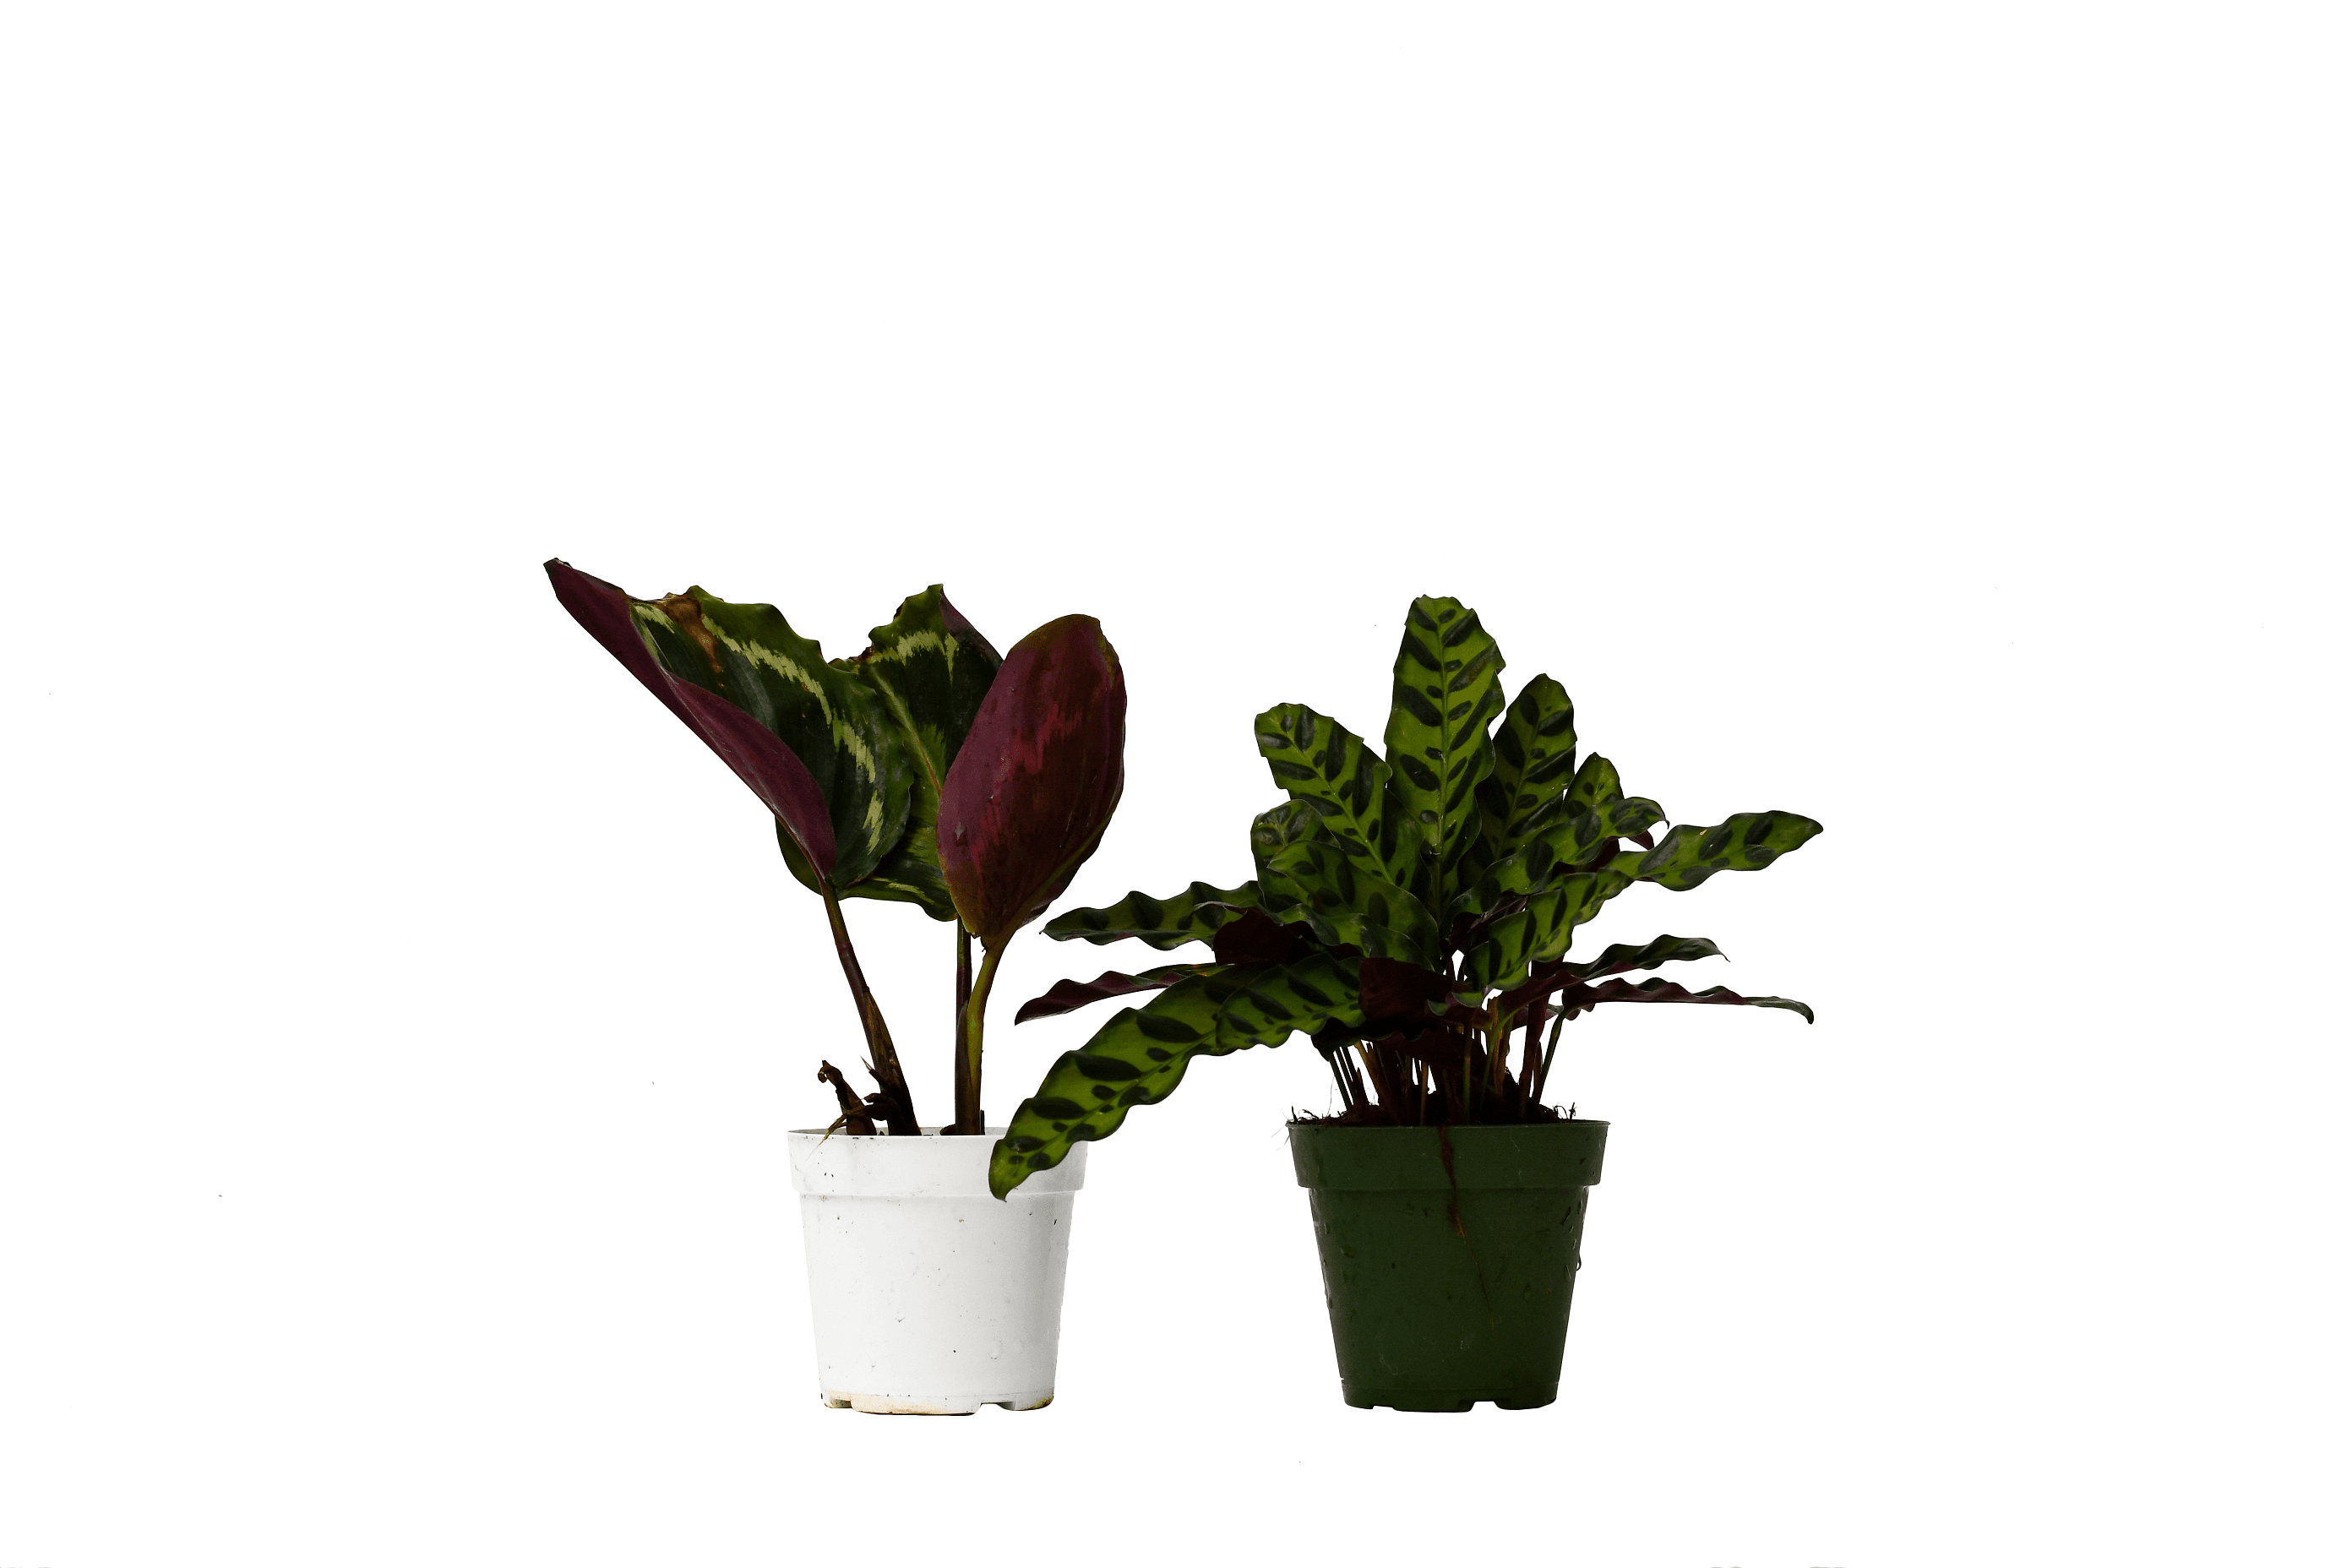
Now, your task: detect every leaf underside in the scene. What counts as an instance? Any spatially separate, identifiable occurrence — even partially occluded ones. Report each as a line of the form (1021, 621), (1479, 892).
(1559, 975), (1813, 1025)
(939, 615), (1127, 949)
(1012, 965), (1219, 1024)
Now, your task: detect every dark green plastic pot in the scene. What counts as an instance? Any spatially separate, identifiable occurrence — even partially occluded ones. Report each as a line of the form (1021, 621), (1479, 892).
(1288, 1119), (1608, 1412)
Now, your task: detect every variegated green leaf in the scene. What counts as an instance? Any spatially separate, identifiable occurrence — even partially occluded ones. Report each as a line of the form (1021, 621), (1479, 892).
(1446, 803), (1619, 925)
(1382, 596), (1507, 901)
(836, 587), (1003, 919)
(1494, 934), (1730, 1013)
(637, 590), (913, 888)
(1041, 880), (1261, 950)
(1250, 799), (1326, 871)
(1472, 675), (1577, 868)
(1259, 837), (1438, 965)
(1253, 703), (1418, 886)
(1609, 810), (1824, 891)
(775, 817), (957, 917)
(1534, 752), (1664, 842)
(989, 954), (1364, 1196)
(1454, 870), (1629, 997)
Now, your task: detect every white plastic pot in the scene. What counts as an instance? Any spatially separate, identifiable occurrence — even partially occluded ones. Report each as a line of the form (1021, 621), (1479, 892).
(788, 1126), (1086, 1414)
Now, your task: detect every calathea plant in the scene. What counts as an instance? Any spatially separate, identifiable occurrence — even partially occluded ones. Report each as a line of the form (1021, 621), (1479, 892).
(989, 595), (1819, 1197)
(546, 560), (1124, 1137)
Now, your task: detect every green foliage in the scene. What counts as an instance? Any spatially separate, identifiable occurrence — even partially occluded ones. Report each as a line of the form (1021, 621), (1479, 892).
(549, 564), (1123, 1139)
(1260, 837), (1438, 965)
(632, 590), (914, 888)
(1383, 596), (1507, 902)
(989, 954), (1364, 1198)
(832, 586), (1004, 918)
(1042, 881), (1260, 950)
(1473, 674), (1577, 865)
(1609, 810), (1824, 891)
(994, 594), (1822, 1195)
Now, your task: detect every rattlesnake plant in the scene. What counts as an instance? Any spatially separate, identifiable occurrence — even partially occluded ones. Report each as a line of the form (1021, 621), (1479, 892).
(989, 595), (1818, 1198)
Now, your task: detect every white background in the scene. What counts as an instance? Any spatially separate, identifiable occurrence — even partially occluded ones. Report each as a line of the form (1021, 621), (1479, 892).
(3, 4), (2345, 1565)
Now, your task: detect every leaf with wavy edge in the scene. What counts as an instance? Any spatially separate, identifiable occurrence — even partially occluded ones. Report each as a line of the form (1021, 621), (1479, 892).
(1013, 965), (1219, 1024)
(1495, 934), (1728, 1013)
(1454, 870), (1629, 997)
(1258, 837), (1438, 965)
(1253, 703), (1418, 887)
(1609, 810), (1824, 892)
(1250, 800), (1326, 870)
(1558, 975), (1813, 1024)
(1383, 596), (1507, 905)
(1508, 753), (1664, 849)
(989, 954), (1364, 1196)
(1043, 880), (1260, 950)
(1446, 803), (1617, 926)
(1472, 675), (1577, 870)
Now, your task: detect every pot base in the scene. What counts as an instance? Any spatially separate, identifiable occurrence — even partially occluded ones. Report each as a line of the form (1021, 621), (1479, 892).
(1342, 1383), (1558, 1413)
(821, 1388), (1055, 1415)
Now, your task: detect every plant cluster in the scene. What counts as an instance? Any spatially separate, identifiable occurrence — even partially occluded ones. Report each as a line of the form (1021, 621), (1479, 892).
(546, 561), (1124, 1136)
(988, 595), (1820, 1196)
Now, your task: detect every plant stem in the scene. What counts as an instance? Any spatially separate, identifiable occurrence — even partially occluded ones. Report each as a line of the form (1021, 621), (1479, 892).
(1518, 998), (1549, 1107)
(819, 883), (918, 1135)
(955, 942), (1004, 1135)
(1531, 1006), (1569, 1106)
(953, 923), (973, 1134)
(1320, 1043), (1355, 1108)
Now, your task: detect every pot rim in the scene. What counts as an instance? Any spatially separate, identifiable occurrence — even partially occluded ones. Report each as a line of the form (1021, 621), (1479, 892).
(1287, 1116), (1606, 1191)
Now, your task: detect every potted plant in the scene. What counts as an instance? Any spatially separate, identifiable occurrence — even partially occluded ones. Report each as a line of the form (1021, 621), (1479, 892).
(989, 595), (1820, 1411)
(545, 560), (1124, 1413)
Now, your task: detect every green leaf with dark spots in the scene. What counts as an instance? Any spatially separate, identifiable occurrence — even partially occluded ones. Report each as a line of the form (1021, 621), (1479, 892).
(1259, 837), (1438, 965)
(1609, 810), (1824, 892)
(1446, 804), (1619, 926)
(1494, 934), (1730, 1014)
(989, 954), (1364, 1196)
(1382, 596), (1506, 902)
(1540, 753), (1664, 845)
(1041, 881), (1261, 950)
(1472, 675), (1577, 869)
(1454, 870), (1629, 997)
(1250, 800), (1326, 871)
(1253, 703), (1418, 887)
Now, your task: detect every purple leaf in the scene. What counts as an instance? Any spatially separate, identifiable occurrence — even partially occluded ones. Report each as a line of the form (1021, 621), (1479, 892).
(1557, 977), (1813, 1023)
(545, 559), (837, 873)
(937, 614), (1126, 950)
(1013, 965), (1216, 1025)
